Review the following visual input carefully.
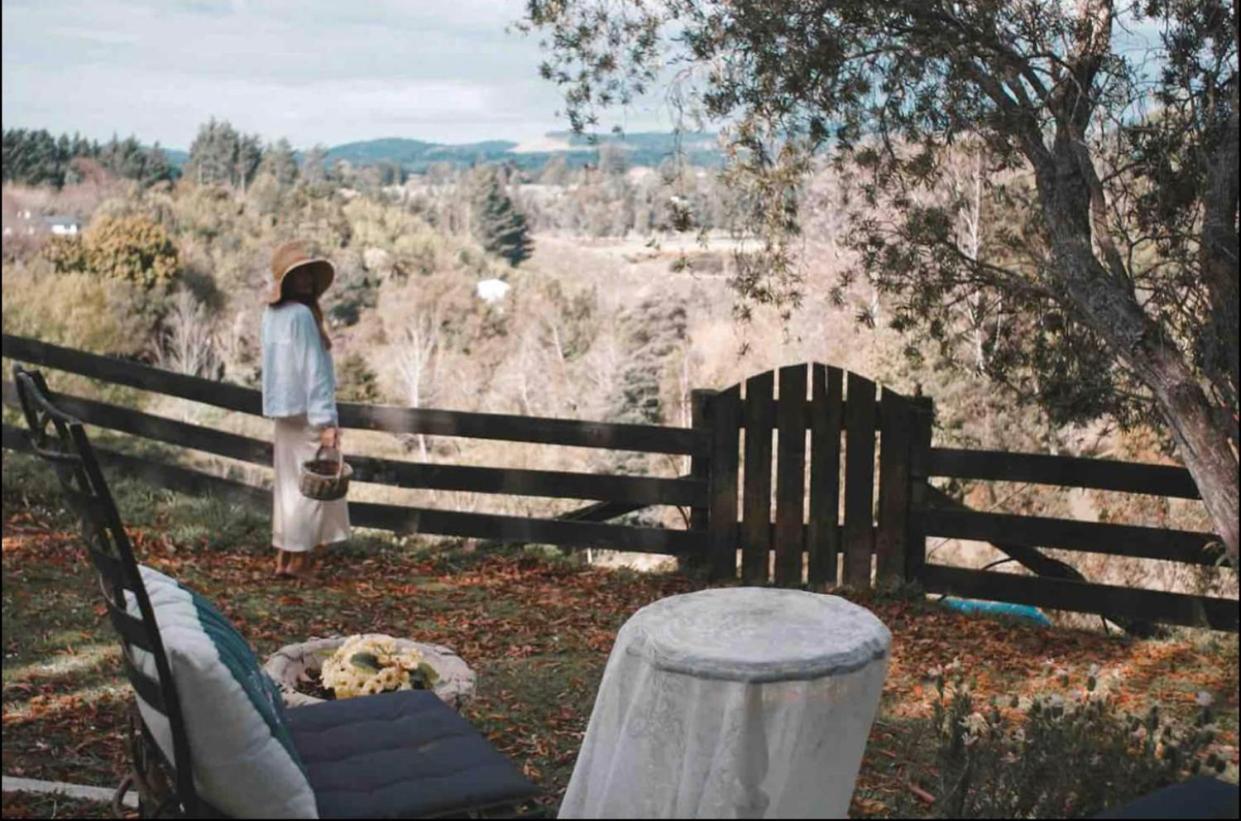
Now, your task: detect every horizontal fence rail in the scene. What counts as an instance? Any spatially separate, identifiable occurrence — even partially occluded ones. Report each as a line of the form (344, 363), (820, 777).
(928, 447), (1201, 498)
(5, 333), (1235, 632)
(920, 564), (1238, 632)
(922, 509), (1225, 566)
(2, 334), (706, 455)
(920, 443), (1234, 633)
(0, 381), (706, 507)
(2, 333), (711, 553)
(2, 422), (704, 555)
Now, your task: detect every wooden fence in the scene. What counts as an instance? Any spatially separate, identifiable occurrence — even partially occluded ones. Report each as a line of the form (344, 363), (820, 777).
(2, 333), (1235, 631)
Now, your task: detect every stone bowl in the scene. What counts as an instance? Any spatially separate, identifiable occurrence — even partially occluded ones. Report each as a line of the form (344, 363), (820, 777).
(264, 636), (476, 709)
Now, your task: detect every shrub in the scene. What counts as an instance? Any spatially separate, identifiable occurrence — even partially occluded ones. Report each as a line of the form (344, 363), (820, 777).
(2, 263), (152, 358)
(906, 660), (1228, 818)
(337, 351), (380, 403)
(84, 214), (179, 287)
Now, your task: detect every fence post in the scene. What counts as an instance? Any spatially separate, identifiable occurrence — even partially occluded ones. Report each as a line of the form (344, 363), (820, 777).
(682, 388), (716, 575)
(876, 389), (912, 586)
(905, 396), (934, 583)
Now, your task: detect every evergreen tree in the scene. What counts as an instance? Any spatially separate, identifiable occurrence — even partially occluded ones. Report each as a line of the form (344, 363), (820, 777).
(301, 144), (329, 185)
(185, 118), (237, 186)
(185, 117), (261, 190)
(259, 138), (300, 188)
(235, 133), (263, 192)
(468, 167), (534, 267)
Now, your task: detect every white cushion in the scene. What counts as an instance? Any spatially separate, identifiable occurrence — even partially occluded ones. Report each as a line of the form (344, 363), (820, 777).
(128, 565), (318, 818)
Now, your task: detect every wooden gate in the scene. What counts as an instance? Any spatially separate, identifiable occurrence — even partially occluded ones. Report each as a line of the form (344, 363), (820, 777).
(692, 364), (932, 588)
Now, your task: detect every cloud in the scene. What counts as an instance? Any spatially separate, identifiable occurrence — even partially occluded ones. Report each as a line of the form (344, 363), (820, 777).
(1, 0), (674, 147)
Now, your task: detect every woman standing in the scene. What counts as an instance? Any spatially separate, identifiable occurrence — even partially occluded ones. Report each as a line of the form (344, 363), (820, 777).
(261, 240), (351, 579)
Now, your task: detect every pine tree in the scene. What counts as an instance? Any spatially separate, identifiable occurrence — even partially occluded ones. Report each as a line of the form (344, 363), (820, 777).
(468, 167), (533, 267)
(258, 137), (300, 188)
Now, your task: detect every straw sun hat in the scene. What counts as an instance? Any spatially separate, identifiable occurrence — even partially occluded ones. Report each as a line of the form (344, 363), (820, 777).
(267, 241), (335, 304)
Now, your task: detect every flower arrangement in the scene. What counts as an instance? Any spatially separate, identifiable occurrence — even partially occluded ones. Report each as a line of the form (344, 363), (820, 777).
(320, 634), (440, 699)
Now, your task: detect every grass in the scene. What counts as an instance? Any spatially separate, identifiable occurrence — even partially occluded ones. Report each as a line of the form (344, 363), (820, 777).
(2, 450), (1238, 817)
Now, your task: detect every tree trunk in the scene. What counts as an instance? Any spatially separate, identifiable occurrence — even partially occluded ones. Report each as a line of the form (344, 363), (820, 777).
(1035, 152), (1240, 562)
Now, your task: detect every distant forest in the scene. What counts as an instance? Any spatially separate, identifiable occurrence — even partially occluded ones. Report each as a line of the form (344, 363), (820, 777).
(1, 125), (725, 190)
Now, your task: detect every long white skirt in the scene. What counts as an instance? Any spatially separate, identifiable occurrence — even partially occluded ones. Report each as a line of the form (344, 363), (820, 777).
(272, 415), (351, 552)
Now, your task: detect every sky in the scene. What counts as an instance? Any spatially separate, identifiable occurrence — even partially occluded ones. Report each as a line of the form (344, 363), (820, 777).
(1, 0), (675, 150)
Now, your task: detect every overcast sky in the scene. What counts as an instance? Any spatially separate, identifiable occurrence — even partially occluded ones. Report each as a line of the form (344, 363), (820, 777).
(1, 0), (674, 150)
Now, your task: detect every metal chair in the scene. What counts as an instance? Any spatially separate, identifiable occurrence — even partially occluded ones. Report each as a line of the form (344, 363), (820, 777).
(13, 366), (540, 818)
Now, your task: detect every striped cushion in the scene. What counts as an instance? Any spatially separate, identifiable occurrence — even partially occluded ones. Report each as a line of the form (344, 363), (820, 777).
(129, 565), (318, 818)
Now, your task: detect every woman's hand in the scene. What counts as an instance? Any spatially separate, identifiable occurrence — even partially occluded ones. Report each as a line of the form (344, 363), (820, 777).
(319, 426), (341, 449)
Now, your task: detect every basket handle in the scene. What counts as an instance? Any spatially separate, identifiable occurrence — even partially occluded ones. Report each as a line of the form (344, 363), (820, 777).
(314, 445), (345, 479)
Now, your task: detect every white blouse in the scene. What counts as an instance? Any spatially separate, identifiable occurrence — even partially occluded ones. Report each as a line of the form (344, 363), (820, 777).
(260, 303), (338, 427)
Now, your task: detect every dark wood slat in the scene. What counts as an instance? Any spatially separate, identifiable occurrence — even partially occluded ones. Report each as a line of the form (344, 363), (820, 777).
(4, 385), (274, 464)
(923, 508), (1226, 565)
(686, 389), (715, 572)
(3, 334), (706, 455)
(736, 399), (889, 429)
(741, 371), (774, 583)
(843, 372), (877, 587)
(350, 502), (704, 554)
(927, 447), (1200, 499)
(807, 366), (843, 586)
(337, 402), (705, 455)
(905, 398), (934, 581)
(4, 424), (703, 554)
(3, 334), (261, 413)
(922, 484), (1162, 638)
(5, 384), (706, 506)
(347, 454), (705, 505)
(875, 390), (912, 584)
(919, 564), (1238, 632)
(98, 448), (270, 508)
(774, 365), (807, 585)
(709, 385), (741, 581)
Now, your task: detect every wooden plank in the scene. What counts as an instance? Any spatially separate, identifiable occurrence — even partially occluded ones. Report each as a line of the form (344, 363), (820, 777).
(741, 372), (774, 583)
(736, 399), (890, 428)
(807, 365), (843, 586)
(922, 508), (1226, 565)
(3, 334), (706, 455)
(708, 385), (741, 581)
(927, 447), (1200, 499)
(875, 390), (912, 584)
(3, 334), (261, 414)
(347, 456), (706, 505)
(843, 372), (877, 587)
(919, 564), (1238, 632)
(773, 365), (808, 585)
(351, 502), (705, 554)
(3, 385), (273, 465)
(2, 382), (706, 506)
(338, 402), (705, 455)
(2, 424), (705, 555)
(67, 442), (270, 510)
(905, 397), (934, 581)
(686, 389), (716, 573)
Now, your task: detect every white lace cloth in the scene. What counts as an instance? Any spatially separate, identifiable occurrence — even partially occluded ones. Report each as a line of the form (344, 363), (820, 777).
(559, 588), (891, 819)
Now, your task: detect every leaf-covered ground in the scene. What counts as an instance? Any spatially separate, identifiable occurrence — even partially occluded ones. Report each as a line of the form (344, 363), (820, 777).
(2, 505), (1238, 817)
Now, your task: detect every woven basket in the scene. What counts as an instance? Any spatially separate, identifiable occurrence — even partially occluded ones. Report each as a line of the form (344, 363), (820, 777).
(299, 446), (352, 501)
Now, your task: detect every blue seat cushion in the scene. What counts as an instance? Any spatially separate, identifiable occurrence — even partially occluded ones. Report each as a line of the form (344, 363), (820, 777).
(285, 689), (539, 819)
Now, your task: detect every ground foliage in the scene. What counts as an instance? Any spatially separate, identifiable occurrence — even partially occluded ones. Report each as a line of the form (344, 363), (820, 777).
(2, 483), (1236, 817)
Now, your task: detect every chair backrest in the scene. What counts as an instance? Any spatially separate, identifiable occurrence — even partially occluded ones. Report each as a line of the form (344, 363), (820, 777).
(12, 366), (204, 815)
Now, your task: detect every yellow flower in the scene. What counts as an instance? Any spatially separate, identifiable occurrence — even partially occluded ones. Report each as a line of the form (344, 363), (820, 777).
(321, 635), (430, 700)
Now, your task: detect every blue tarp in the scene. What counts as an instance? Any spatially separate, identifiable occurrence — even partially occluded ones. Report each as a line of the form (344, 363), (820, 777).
(939, 596), (1052, 626)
